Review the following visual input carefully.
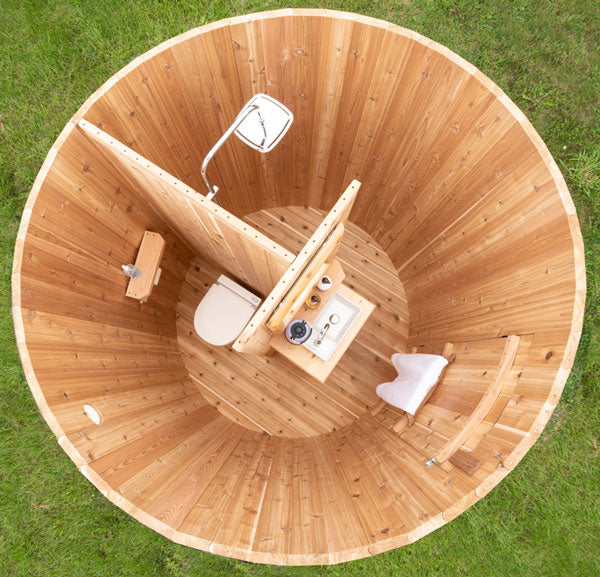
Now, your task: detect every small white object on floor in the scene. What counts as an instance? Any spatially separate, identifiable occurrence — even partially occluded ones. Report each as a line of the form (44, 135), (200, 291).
(83, 404), (102, 425)
(376, 353), (449, 415)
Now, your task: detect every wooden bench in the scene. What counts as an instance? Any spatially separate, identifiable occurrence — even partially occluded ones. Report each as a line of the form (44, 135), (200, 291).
(373, 335), (521, 476)
(428, 335), (521, 472)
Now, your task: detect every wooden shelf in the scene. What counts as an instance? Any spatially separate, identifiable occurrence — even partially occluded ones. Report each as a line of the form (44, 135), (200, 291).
(126, 231), (166, 302)
(271, 258), (345, 330)
(270, 283), (375, 383)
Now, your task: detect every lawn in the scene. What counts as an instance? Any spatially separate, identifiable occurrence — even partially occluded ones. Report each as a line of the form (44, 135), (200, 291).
(1, 1), (598, 576)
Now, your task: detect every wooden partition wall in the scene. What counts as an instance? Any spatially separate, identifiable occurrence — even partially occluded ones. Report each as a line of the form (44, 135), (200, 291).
(13, 9), (584, 566)
(78, 119), (294, 297)
(234, 180), (359, 354)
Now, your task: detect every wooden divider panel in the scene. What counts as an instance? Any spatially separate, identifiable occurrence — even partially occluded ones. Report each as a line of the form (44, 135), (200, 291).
(266, 222), (345, 333)
(233, 180), (360, 355)
(78, 119), (294, 298)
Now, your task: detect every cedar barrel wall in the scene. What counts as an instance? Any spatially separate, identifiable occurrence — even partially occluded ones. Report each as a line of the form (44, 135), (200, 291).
(12, 10), (585, 565)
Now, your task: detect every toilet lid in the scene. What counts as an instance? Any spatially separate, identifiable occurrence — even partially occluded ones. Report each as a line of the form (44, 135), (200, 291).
(194, 283), (258, 346)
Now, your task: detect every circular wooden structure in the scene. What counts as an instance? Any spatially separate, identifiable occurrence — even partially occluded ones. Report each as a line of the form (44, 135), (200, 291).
(12, 9), (585, 566)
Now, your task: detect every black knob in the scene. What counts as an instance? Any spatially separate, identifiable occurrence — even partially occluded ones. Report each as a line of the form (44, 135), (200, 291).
(285, 319), (312, 345)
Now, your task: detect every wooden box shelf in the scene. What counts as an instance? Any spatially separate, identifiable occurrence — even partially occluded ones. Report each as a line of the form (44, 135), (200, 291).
(270, 282), (375, 383)
(126, 231), (166, 302)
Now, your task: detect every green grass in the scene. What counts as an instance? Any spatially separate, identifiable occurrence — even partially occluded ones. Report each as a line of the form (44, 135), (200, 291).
(1, 1), (599, 575)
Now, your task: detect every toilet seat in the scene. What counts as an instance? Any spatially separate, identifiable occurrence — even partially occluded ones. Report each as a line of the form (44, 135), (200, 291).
(194, 275), (261, 346)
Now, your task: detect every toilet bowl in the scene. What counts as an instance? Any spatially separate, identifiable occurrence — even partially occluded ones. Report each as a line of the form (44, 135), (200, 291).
(194, 275), (261, 346)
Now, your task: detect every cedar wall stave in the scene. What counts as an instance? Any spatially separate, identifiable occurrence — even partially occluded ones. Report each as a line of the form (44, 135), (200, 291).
(78, 13), (578, 350)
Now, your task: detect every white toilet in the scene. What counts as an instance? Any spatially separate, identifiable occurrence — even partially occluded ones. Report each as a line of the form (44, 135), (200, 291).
(194, 275), (261, 346)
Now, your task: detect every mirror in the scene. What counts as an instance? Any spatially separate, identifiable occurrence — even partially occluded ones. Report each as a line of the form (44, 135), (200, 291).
(201, 93), (294, 201)
(234, 93), (294, 153)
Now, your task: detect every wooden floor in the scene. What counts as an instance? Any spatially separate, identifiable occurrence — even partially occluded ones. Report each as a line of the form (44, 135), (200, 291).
(176, 206), (409, 437)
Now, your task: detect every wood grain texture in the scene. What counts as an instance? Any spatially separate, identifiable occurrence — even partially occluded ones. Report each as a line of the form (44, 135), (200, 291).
(448, 449), (482, 476)
(78, 119), (294, 298)
(12, 9), (585, 566)
(126, 231), (166, 301)
(265, 223), (345, 333)
(176, 213), (406, 437)
(234, 179), (359, 354)
(433, 335), (520, 463)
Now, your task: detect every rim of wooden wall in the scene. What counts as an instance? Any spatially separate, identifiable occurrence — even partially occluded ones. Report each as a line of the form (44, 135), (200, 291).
(11, 9), (586, 565)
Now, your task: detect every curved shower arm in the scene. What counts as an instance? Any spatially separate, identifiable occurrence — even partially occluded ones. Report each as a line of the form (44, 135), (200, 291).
(201, 103), (265, 201)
